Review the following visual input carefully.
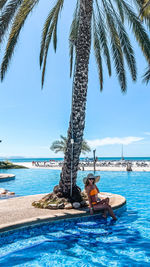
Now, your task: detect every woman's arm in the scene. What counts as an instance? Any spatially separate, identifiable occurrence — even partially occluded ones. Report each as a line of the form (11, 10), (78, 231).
(95, 184), (99, 193)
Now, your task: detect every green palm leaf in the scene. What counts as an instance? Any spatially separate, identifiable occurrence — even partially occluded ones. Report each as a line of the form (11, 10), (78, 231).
(139, 0), (150, 18)
(121, 0), (150, 62)
(108, 0), (137, 81)
(113, 0), (125, 23)
(95, 0), (111, 77)
(143, 65), (150, 83)
(1, 0), (39, 81)
(0, 0), (23, 43)
(40, 7), (57, 67)
(102, 0), (126, 92)
(41, 0), (64, 87)
(0, 0), (8, 9)
(50, 135), (91, 154)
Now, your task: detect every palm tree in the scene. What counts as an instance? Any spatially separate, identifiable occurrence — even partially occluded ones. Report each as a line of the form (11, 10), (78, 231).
(50, 135), (91, 155)
(0, 0), (150, 201)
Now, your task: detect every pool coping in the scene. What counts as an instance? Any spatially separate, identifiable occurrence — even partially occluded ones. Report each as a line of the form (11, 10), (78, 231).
(0, 174), (15, 182)
(0, 193), (126, 233)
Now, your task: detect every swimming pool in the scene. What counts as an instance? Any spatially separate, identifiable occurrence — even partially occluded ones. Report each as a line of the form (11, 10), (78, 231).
(0, 169), (150, 266)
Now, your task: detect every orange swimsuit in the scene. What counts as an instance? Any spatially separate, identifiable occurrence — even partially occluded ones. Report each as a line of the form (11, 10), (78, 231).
(90, 188), (99, 205)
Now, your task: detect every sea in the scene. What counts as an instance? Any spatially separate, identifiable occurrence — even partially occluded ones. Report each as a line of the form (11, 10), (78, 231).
(0, 157), (150, 163)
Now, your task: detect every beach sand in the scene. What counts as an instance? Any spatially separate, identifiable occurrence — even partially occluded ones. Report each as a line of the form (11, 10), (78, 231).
(15, 162), (150, 172)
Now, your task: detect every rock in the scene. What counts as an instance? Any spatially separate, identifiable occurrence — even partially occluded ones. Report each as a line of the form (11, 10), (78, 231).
(72, 202), (81, 209)
(47, 204), (58, 209)
(80, 200), (88, 207)
(32, 201), (39, 205)
(57, 203), (65, 209)
(56, 192), (63, 198)
(81, 190), (88, 200)
(0, 188), (6, 194)
(64, 203), (72, 209)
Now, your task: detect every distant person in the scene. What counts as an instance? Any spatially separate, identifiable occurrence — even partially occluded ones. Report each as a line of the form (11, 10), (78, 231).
(83, 173), (117, 220)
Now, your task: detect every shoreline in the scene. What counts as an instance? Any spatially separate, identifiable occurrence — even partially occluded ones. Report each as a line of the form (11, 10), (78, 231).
(14, 161), (150, 172)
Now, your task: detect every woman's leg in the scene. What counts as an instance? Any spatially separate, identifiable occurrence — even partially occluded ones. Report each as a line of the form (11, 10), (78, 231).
(93, 203), (117, 220)
(98, 198), (109, 218)
(100, 197), (109, 205)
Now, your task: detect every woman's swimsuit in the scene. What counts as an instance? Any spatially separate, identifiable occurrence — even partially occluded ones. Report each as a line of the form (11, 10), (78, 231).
(90, 188), (100, 205)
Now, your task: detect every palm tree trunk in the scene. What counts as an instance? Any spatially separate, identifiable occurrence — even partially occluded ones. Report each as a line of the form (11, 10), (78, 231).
(55, 0), (93, 200)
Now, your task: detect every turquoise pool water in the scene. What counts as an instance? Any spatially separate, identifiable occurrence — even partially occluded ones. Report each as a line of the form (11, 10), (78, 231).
(0, 169), (150, 266)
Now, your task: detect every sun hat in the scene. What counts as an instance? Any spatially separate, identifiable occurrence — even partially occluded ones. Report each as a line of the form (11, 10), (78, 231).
(83, 173), (100, 184)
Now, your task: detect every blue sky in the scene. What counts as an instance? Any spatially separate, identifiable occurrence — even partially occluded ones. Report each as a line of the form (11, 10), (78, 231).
(0, 0), (150, 158)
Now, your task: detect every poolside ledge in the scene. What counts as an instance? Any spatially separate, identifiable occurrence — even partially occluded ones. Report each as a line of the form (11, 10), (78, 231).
(0, 192), (126, 233)
(0, 174), (15, 182)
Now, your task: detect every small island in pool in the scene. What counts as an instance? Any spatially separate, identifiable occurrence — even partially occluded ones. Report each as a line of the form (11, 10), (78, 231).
(0, 161), (28, 169)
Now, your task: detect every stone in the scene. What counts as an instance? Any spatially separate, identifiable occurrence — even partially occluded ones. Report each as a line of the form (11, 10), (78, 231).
(57, 203), (65, 209)
(72, 202), (81, 209)
(64, 203), (72, 209)
(0, 188), (6, 194)
(32, 201), (39, 205)
(80, 200), (88, 207)
(47, 204), (58, 209)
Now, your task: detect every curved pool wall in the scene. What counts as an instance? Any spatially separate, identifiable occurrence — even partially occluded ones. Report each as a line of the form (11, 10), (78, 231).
(0, 204), (150, 266)
(0, 204), (126, 243)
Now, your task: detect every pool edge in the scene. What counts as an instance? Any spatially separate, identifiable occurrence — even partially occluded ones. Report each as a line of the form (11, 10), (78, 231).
(0, 195), (126, 234)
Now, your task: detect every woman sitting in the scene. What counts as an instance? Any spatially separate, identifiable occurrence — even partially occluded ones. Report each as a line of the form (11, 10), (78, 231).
(83, 173), (117, 220)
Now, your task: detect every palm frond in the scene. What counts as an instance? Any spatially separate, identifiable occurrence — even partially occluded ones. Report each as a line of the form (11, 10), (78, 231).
(50, 135), (90, 154)
(108, 0), (137, 81)
(41, 22), (57, 87)
(81, 140), (91, 154)
(53, 22), (57, 52)
(1, 0), (39, 81)
(50, 140), (66, 153)
(139, 0), (150, 18)
(143, 65), (150, 83)
(95, 0), (111, 76)
(132, 0), (142, 9)
(102, 0), (126, 92)
(0, 0), (23, 43)
(113, 0), (125, 23)
(60, 135), (67, 142)
(139, 0), (150, 28)
(41, 0), (64, 87)
(40, 7), (57, 67)
(121, 0), (150, 63)
(0, 0), (8, 9)
(93, 11), (103, 90)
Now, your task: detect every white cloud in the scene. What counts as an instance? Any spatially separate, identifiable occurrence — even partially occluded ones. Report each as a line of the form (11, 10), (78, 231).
(87, 137), (144, 148)
(144, 132), (150, 136)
